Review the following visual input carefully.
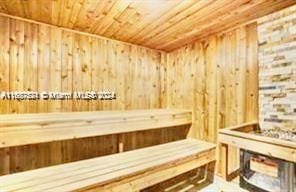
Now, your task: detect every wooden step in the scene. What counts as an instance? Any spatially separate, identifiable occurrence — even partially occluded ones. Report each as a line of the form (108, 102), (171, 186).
(0, 139), (216, 192)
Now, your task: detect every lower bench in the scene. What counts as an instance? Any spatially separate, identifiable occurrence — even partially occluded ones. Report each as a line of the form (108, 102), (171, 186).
(0, 139), (216, 192)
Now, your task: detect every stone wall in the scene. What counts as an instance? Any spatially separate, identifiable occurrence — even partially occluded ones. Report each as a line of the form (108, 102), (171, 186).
(258, 5), (296, 132)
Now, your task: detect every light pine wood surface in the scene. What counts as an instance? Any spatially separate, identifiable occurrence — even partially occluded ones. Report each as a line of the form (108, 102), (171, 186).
(0, 0), (294, 51)
(0, 109), (192, 148)
(0, 15), (167, 114)
(0, 139), (216, 192)
(0, 2), (295, 191)
(166, 23), (259, 177)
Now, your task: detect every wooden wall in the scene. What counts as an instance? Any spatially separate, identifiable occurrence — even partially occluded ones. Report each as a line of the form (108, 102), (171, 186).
(166, 23), (259, 175)
(0, 14), (260, 177)
(0, 126), (189, 176)
(0, 15), (167, 114)
(0, 15), (184, 176)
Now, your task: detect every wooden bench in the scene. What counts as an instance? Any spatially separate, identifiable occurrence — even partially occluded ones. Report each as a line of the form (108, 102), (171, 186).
(0, 139), (216, 192)
(0, 109), (192, 148)
(0, 109), (216, 191)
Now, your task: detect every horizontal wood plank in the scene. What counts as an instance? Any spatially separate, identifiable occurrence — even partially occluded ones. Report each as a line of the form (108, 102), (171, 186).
(0, 109), (192, 148)
(0, 139), (216, 192)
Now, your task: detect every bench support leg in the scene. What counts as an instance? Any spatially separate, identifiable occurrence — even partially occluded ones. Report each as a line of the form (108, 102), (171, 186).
(205, 160), (216, 183)
(220, 143), (239, 181)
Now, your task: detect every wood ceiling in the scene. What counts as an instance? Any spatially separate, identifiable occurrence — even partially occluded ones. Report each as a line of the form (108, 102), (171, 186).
(0, 0), (295, 51)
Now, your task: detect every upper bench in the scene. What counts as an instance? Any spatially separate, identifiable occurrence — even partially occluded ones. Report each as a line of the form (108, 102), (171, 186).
(0, 109), (192, 148)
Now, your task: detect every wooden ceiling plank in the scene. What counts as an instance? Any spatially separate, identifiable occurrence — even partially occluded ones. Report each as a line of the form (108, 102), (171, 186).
(57, 0), (69, 26)
(93, 0), (134, 35)
(88, 0), (116, 33)
(126, 0), (198, 43)
(135, 0), (220, 44)
(188, 0), (294, 51)
(38, 0), (52, 24)
(0, 5), (4, 13)
(1, 0), (13, 16)
(60, 0), (80, 27)
(3, 0), (22, 16)
(155, 0), (265, 50)
(72, 0), (92, 29)
(163, 0), (296, 51)
(104, 7), (137, 37)
(111, 10), (142, 40)
(137, 0), (295, 50)
(51, 0), (62, 25)
(143, 0), (244, 47)
(104, 0), (172, 39)
(16, 0), (25, 18)
(110, 2), (153, 40)
(0, 0), (295, 51)
(215, 0), (296, 34)
(0, 1), (8, 13)
(117, 0), (184, 42)
(72, 0), (100, 30)
(20, 0), (30, 18)
(27, 0), (35, 20)
(102, 2), (138, 37)
(67, 0), (85, 28)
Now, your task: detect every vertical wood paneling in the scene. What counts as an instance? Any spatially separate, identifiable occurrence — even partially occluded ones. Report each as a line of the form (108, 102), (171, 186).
(50, 26), (63, 167)
(160, 52), (167, 108)
(49, 27), (62, 112)
(0, 16), (10, 175)
(0, 16), (10, 113)
(246, 23), (259, 122)
(37, 24), (50, 113)
(166, 23), (259, 176)
(195, 43), (206, 140)
(0, 11), (262, 179)
(9, 19), (25, 113)
(72, 33), (83, 111)
(90, 36), (100, 111)
(0, 15), (166, 113)
(24, 22), (38, 113)
(0, 15), (169, 176)
(119, 126), (190, 152)
(61, 31), (73, 112)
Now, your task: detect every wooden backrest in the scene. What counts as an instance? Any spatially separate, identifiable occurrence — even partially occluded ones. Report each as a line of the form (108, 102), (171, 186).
(0, 109), (192, 148)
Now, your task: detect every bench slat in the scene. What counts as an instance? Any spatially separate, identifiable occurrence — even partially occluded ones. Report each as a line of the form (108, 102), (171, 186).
(0, 109), (190, 125)
(0, 139), (216, 192)
(8, 144), (198, 191)
(0, 139), (196, 187)
(0, 109), (192, 148)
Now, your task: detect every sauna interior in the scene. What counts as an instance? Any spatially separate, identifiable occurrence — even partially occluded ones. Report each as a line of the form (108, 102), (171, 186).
(0, 0), (295, 191)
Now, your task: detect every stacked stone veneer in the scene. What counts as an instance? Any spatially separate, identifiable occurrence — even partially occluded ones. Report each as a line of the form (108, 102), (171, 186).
(258, 5), (296, 132)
